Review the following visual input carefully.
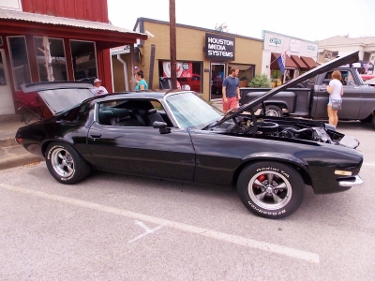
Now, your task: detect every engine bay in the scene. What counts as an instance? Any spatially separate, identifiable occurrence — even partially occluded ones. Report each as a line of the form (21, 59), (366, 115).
(214, 115), (346, 145)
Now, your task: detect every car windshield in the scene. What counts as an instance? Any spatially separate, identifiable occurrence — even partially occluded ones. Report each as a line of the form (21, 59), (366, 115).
(166, 92), (222, 129)
(38, 88), (94, 114)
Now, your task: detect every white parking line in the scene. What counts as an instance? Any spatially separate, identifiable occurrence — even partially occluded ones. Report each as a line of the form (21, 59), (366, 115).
(0, 183), (320, 264)
(363, 163), (375, 166)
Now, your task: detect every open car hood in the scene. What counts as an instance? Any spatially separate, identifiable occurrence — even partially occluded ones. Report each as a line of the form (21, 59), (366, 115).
(20, 81), (96, 115)
(215, 51), (360, 126)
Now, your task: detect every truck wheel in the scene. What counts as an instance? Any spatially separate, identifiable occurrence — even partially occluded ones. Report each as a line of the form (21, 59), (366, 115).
(372, 114), (375, 128)
(46, 142), (91, 184)
(237, 162), (305, 219)
(360, 115), (372, 123)
(265, 105), (282, 117)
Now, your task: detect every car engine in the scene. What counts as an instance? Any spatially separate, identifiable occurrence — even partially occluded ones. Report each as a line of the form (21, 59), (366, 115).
(227, 116), (342, 144)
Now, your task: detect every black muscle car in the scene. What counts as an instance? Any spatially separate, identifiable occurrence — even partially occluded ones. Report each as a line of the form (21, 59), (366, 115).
(15, 51), (364, 219)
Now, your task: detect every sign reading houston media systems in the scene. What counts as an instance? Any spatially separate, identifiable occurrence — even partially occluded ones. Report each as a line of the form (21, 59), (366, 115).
(205, 33), (235, 60)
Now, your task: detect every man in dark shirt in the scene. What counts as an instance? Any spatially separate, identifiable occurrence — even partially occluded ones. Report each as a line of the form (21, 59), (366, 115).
(222, 67), (240, 113)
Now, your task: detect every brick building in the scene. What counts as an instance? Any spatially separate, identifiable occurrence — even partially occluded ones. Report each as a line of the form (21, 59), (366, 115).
(0, 0), (146, 116)
(111, 18), (263, 102)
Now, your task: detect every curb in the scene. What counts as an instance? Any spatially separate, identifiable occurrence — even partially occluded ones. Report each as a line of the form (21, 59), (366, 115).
(0, 143), (44, 171)
(0, 153), (44, 170)
(0, 138), (17, 147)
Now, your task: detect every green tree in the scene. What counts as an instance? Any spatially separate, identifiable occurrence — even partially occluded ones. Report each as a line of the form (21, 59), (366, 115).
(248, 74), (271, 87)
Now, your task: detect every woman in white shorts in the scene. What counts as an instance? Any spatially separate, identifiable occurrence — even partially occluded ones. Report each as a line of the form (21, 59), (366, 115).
(326, 70), (343, 127)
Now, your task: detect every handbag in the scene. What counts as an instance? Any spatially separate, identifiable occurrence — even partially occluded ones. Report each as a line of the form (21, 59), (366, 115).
(332, 101), (342, 110)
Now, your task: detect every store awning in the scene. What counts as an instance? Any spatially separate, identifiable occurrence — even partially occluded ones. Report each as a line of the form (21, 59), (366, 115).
(291, 55), (309, 70)
(300, 56), (319, 69)
(271, 53), (297, 69)
(0, 9), (148, 48)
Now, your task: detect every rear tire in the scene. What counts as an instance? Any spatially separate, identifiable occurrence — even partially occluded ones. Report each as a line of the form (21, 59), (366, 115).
(46, 142), (91, 184)
(237, 162), (305, 219)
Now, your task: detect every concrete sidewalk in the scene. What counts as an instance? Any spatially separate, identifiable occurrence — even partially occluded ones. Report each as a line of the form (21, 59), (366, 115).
(0, 114), (44, 170)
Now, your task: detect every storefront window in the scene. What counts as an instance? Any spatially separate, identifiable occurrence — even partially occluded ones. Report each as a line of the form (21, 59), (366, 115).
(228, 64), (255, 87)
(158, 60), (202, 92)
(34, 37), (68, 82)
(0, 51), (7, 85)
(70, 40), (97, 81)
(7, 36), (31, 90)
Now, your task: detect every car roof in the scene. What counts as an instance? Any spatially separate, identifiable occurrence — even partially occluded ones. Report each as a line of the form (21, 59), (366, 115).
(103, 89), (190, 100)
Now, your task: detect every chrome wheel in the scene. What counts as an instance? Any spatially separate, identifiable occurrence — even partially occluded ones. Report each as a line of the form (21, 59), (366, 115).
(50, 147), (74, 178)
(248, 170), (292, 210)
(265, 105), (282, 117)
(238, 162), (304, 218)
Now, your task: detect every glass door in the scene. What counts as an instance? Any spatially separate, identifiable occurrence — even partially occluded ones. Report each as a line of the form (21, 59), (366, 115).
(210, 62), (225, 100)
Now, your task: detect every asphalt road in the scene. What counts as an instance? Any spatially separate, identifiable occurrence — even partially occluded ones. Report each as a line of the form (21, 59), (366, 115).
(0, 121), (374, 281)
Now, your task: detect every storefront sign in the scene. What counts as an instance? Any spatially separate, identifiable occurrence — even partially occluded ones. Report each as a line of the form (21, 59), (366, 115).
(269, 37), (282, 47)
(307, 45), (316, 52)
(162, 61), (192, 78)
(323, 51), (332, 61)
(289, 39), (300, 53)
(205, 33), (235, 61)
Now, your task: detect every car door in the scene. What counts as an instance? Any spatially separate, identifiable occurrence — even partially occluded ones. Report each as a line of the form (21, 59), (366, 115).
(87, 122), (196, 181)
(313, 70), (362, 119)
(338, 70), (363, 119)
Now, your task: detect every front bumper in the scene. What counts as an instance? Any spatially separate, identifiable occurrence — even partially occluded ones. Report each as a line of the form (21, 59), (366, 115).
(338, 175), (363, 187)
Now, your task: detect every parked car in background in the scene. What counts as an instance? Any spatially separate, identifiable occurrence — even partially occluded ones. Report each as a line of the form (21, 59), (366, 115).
(360, 74), (375, 82)
(177, 74), (201, 92)
(15, 52), (363, 220)
(364, 77), (375, 87)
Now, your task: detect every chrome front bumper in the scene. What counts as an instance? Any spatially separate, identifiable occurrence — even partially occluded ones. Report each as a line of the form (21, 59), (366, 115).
(338, 175), (363, 187)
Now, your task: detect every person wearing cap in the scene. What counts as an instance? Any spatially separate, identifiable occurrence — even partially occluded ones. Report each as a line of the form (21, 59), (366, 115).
(92, 78), (108, 95)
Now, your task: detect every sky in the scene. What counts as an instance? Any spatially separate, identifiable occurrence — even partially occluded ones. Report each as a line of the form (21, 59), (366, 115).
(107, 0), (375, 42)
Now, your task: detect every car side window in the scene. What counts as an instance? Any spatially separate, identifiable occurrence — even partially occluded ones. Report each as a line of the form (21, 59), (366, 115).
(322, 71), (333, 85)
(97, 99), (171, 127)
(342, 71), (356, 86)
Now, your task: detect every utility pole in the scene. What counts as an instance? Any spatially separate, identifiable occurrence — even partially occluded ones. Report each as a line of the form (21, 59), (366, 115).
(169, 0), (177, 89)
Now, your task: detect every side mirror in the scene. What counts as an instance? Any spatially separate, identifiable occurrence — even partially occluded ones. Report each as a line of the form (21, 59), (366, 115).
(153, 121), (171, 134)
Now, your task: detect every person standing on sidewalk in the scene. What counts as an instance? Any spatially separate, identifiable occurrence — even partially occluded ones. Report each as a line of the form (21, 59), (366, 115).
(92, 78), (108, 95)
(326, 70), (343, 127)
(134, 70), (148, 90)
(222, 67), (240, 113)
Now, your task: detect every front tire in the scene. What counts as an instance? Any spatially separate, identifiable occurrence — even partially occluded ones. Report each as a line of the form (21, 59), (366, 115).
(46, 142), (91, 184)
(237, 162), (305, 219)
